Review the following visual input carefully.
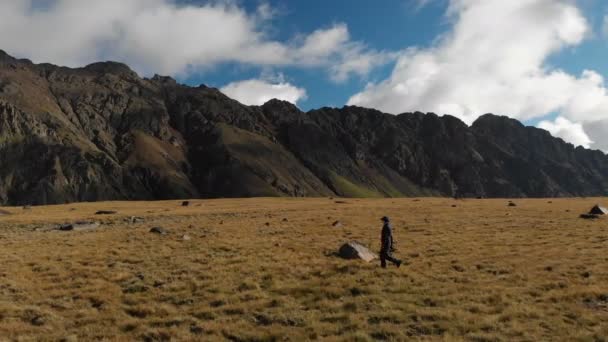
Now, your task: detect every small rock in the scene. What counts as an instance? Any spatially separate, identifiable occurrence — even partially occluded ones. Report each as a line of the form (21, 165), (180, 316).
(95, 210), (117, 215)
(332, 220), (343, 227)
(59, 224), (74, 231)
(182, 201), (190, 207)
(150, 227), (168, 235)
(182, 234), (191, 241)
(282, 218), (288, 222)
(126, 216), (144, 224)
(582, 271), (591, 278)
(59, 221), (100, 231)
(30, 316), (45, 326)
(452, 265), (465, 272)
(508, 202), (517, 207)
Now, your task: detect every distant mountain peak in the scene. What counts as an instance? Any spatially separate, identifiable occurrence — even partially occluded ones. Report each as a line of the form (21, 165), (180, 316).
(84, 61), (138, 78)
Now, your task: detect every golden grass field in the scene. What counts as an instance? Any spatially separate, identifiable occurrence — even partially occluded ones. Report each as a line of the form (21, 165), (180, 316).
(0, 197), (607, 341)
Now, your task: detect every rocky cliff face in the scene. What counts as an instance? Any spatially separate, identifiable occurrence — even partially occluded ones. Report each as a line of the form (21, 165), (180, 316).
(1, 50), (607, 204)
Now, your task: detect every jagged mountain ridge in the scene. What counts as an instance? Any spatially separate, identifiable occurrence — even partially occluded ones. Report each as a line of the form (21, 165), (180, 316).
(0, 50), (607, 205)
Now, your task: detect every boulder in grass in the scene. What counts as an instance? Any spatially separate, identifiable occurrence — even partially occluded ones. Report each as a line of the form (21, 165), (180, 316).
(150, 227), (168, 235)
(125, 216), (144, 224)
(73, 221), (100, 231)
(95, 210), (117, 215)
(338, 242), (378, 262)
(59, 224), (74, 231)
(59, 222), (100, 231)
(589, 205), (608, 215)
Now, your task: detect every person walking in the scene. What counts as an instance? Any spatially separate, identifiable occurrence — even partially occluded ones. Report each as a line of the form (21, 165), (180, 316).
(380, 216), (402, 268)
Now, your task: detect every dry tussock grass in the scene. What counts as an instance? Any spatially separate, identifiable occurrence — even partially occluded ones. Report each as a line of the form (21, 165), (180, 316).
(0, 198), (607, 341)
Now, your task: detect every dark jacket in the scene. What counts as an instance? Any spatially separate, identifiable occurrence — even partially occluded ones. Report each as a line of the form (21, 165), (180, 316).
(381, 222), (393, 251)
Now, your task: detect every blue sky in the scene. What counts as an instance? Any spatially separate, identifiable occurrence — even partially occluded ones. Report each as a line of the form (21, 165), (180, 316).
(2, 0), (608, 150)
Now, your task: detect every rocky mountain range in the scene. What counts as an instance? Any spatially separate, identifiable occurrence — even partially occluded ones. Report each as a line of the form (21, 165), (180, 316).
(1, 50), (607, 205)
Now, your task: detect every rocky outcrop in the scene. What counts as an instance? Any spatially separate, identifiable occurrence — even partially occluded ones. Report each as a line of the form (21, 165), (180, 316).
(0, 50), (608, 204)
(338, 242), (378, 262)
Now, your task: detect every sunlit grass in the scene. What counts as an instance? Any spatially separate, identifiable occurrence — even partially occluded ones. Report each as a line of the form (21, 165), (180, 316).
(0, 197), (607, 340)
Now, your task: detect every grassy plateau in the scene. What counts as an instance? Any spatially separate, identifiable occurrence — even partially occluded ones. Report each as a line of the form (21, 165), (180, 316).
(0, 197), (607, 341)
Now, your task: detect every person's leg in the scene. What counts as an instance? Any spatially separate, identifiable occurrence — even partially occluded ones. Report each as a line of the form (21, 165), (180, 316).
(380, 252), (387, 268)
(385, 253), (402, 267)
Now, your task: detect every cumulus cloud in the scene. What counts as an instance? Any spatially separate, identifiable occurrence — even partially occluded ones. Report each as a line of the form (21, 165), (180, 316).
(220, 79), (307, 106)
(348, 0), (608, 151)
(583, 120), (608, 152)
(0, 0), (392, 80)
(538, 117), (593, 148)
(287, 23), (397, 82)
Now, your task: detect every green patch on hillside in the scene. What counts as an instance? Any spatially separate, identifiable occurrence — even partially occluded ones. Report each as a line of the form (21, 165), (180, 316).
(216, 124), (332, 197)
(328, 172), (383, 198)
(357, 161), (439, 197)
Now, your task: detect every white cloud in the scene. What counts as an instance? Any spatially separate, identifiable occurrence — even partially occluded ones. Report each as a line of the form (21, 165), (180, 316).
(292, 23), (397, 82)
(348, 0), (608, 151)
(0, 0), (392, 80)
(583, 120), (608, 152)
(220, 79), (307, 106)
(538, 117), (593, 148)
(327, 40), (399, 83)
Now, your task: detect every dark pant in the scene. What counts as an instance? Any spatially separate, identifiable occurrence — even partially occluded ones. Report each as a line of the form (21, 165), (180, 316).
(380, 249), (401, 268)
